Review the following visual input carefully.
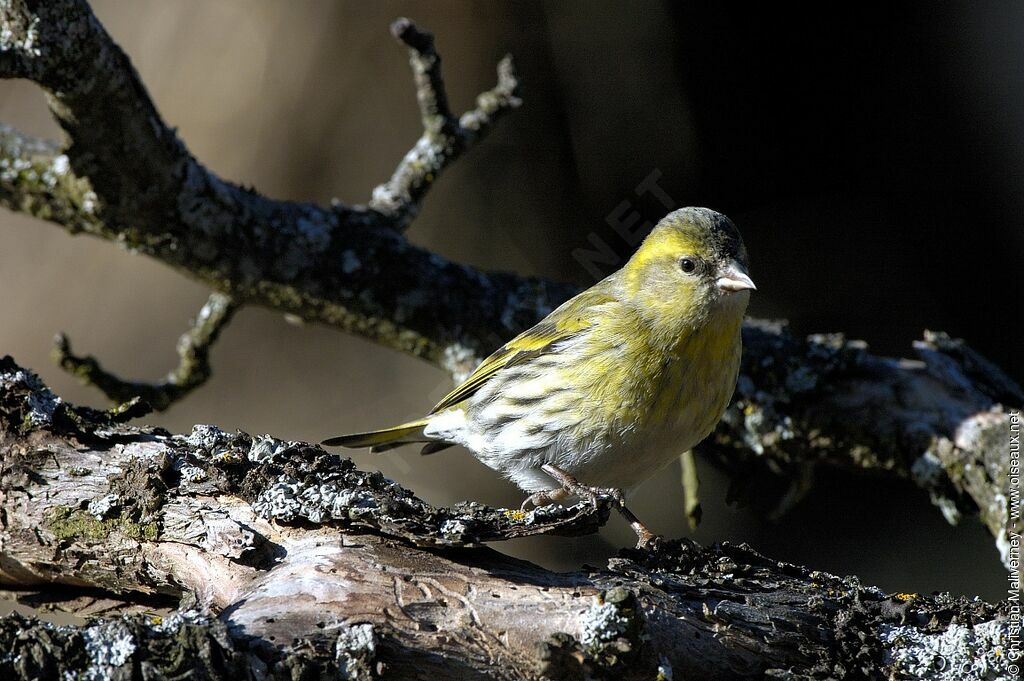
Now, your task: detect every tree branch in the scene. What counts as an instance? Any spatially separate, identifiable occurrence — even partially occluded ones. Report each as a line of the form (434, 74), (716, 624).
(51, 292), (238, 412)
(370, 18), (522, 230)
(0, 0), (541, 392)
(0, 358), (1014, 680)
(0, 0), (1020, 567)
(715, 325), (1022, 570)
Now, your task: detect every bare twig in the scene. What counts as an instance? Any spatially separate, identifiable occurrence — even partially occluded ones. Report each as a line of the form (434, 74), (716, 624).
(390, 17), (458, 136)
(52, 292), (238, 411)
(368, 18), (522, 230)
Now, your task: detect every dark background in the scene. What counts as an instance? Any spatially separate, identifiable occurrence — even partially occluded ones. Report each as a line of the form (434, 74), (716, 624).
(1, 1), (1019, 606)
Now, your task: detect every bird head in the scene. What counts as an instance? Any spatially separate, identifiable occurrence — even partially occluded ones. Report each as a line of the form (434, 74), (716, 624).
(618, 207), (754, 338)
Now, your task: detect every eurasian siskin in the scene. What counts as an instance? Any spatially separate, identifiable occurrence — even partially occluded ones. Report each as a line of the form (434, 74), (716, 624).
(324, 207), (755, 546)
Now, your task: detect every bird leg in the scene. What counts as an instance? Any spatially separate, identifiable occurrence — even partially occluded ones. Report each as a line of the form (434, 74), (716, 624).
(538, 463), (661, 550)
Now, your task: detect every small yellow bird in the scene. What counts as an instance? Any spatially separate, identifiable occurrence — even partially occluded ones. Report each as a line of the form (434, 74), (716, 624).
(324, 207), (754, 547)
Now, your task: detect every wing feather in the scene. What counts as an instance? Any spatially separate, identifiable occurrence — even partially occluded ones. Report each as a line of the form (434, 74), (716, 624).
(429, 286), (616, 414)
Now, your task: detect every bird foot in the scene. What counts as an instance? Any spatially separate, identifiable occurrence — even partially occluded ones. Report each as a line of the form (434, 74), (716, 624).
(540, 464), (622, 508)
(631, 523), (663, 550)
(539, 463), (661, 550)
(520, 488), (571, 510)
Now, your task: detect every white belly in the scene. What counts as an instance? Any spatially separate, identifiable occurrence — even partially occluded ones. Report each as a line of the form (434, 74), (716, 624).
(425, 323), (742, 496)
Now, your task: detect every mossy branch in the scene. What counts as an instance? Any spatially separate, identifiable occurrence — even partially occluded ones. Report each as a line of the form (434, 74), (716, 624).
(51, 292), (238, 412)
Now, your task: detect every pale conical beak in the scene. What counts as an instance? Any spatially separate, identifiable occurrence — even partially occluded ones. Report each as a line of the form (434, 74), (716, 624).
(716, 260), (756, 293)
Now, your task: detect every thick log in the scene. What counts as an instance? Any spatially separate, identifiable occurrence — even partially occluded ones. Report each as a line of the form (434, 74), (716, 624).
(0, 359), (1016, 680)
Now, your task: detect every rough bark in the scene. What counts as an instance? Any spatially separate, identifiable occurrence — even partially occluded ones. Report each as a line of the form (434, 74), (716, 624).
(1, 358), (1016, 680)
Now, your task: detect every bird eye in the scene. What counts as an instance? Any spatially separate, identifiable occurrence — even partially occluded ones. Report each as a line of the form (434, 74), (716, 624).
(679, 257), (697, 274)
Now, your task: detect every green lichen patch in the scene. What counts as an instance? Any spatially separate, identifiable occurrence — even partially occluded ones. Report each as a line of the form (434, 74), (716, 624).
(44, 506), (159, 544)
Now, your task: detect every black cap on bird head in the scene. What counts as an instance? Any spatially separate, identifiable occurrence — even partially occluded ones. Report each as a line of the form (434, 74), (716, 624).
(657, 207), (749, 271)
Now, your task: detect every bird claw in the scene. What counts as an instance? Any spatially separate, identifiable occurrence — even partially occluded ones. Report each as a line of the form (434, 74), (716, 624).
(539, 464), (623, 508)
(537, 463), (659, 550)
(521, 487), (572, 510)
(521, 491), (552, 510)
(599, 487), (626, 507)
(581, 486), (624, 509)
(633, 527), (663, 551)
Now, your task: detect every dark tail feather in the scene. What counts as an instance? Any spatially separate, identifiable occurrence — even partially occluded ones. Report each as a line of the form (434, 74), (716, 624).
(420, 441), (455, 456)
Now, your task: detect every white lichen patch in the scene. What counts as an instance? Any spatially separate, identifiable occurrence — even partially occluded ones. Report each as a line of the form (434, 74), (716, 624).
(179, 465), (207, 483)
(911, 450), (962, 525)
(994, 510), (1015, 570)
(579, 598), (629, 648)
(252, 475), (379, 524)
(150, 609), (207, 635)
(51, 154), (70, 176)
(0, 17), (42, 56)
(200, 509), (257, 559)
(184, 424), (233, 452)
(720, 399), (795, 457)
(527, 503), (587, 525)
(879, 619), (1014, 680)
(335, 623), (377, 680)
(87, 494), (120, 520)
(248, 435), (290, 463)
(911, 451), (944, 488)
(82, 619), (136, 681)
(657, 656), (674, 681)
(441, 343), (482, 385)
(1, 369), (63, 425)
(440, 519), (468, 540)
(39, 153), (72, 189)
(80, 189), (98, 215)
(955, 409), (1010, 451)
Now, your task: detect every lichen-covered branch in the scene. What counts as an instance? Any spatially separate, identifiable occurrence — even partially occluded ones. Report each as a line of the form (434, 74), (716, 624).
(370, 18), (522, 230)
(0, 0), (548, 387)
(51, 292), (238, 412)
(718, 324), (1022, 571)
(0, 0), (1020, 566)
(0, 358), (1015, 680)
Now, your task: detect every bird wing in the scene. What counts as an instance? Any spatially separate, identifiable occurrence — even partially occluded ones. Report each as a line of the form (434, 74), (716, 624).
(429, 286), (615, 414)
